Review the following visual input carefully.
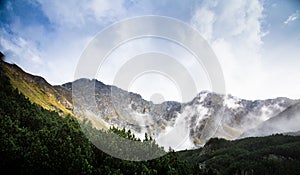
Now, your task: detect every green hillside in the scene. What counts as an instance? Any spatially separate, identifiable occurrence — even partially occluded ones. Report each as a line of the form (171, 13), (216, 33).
(177, 136), (300, 174)
(1, 61), (73, 116)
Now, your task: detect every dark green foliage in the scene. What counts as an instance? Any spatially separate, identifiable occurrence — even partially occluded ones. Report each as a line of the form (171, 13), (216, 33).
(0, 62), (94, 174)
(178, 135), (300, 175)
(80, 124), (166, 162)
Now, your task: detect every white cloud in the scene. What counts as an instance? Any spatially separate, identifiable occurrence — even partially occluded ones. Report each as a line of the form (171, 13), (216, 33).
(284, 11), (299, 25)
(190, 0), (266, 99)
(191, 6), (216, 41)
(36, 0), (126, 28)
(88, 0), (126, 21)
(0, 29), (43, 65)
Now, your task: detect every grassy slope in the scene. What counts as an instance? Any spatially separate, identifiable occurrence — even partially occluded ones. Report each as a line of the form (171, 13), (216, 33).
(1, 61), (109, 130)
(1, 61), (73, 116)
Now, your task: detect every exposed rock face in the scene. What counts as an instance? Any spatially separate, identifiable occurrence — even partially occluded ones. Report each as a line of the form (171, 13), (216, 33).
(70, 78), (298, 150)
(66, 79), (182, 136)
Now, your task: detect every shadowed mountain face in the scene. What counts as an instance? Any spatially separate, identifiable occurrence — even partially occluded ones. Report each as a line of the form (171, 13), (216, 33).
(241, 102), (300, 138)
(3, 61), (300, 150)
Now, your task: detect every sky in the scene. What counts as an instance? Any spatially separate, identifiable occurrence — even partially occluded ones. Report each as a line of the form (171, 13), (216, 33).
(0, 0), (300, 101)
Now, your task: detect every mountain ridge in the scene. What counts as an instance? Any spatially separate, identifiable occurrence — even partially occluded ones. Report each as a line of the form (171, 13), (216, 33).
(2, 60), (300, 150)
(241, 102), (300, 138)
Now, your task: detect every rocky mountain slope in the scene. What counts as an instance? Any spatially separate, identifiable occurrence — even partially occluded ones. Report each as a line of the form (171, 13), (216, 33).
(70, 78), (298, 150)
(3, 61), (300, 150)
(241, 102), (300, 138)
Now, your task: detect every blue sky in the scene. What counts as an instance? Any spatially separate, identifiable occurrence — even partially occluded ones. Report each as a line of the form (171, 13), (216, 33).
(0, 0), (300, 101)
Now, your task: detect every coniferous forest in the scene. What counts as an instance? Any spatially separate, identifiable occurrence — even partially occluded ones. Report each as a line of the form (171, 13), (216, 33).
(1, 55), (300, 174)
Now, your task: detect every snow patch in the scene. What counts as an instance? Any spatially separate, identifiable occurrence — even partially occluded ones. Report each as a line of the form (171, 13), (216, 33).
(225, 95), (241, 109)
(197, 92), (208, 103)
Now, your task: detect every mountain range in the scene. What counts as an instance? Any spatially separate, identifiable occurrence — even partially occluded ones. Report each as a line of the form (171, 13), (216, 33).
(2, 61), (300, 150)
